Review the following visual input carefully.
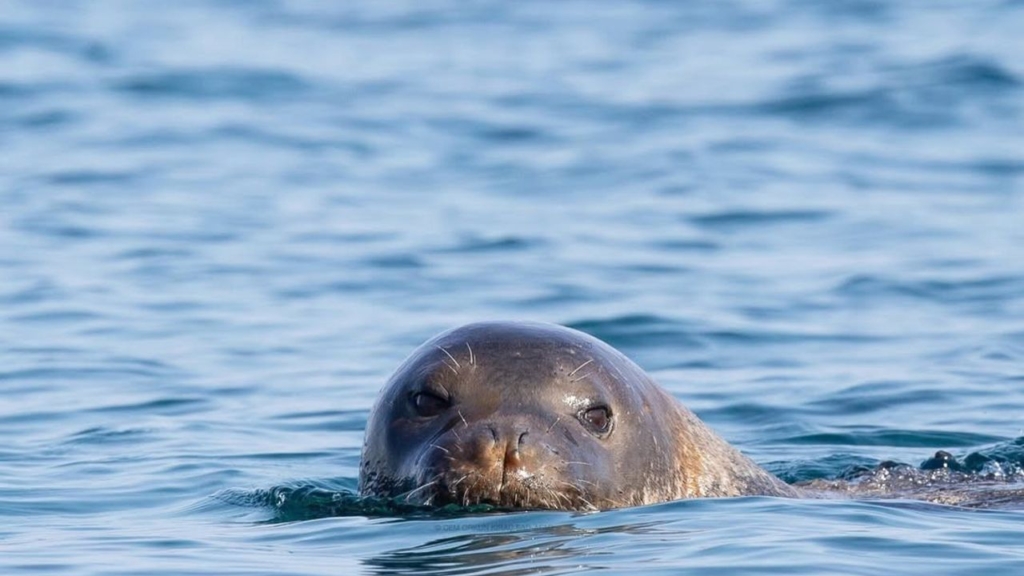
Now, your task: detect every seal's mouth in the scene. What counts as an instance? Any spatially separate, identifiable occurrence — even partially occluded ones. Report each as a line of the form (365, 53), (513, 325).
(401, 469), (597, 512)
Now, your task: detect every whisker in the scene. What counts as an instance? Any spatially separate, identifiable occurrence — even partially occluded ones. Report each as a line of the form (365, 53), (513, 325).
(466, 342), (475, 366)
(436, 345), (461, 370)
(441, 361), (459, 376)
(567, 359), (593, 378)
(546, 415), (562, 433)
(402, 480), (439, 502)
(577, 495), (597, 511)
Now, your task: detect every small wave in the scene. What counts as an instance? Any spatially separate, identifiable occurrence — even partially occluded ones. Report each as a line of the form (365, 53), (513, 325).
(689, 209), (832, 230)
(793, 438), (1024, 508)
(210, 124), (371, 154)
(113, 67), (311, 102)
(434, 235), (543, 254)
(15, 109), (77, 130)
(918, 439), (1024, 476)
(0, 26), (111, 63)
(89, 396), (210, 416)
(217, 483), (504, 523)
(567, 314), (702, 351)
(46, 170), (138, 186)
(60, 426), (156, 446)
(781, 429), (1007, 448)
(834, 273), (1024, 305)
(757, 54), (1019, 128)
(804, 382), (955, 416)
(924, 55), (1020, 90)
(792, 0), (890, 22)
(362, 254), (424, 269)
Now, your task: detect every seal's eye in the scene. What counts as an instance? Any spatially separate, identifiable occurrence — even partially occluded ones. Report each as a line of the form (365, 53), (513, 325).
(411, 391), (449, 417)
(579, 405), (612, 436)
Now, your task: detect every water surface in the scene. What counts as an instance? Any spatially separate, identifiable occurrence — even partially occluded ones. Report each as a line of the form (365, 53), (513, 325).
(2, 1), (1024, 574)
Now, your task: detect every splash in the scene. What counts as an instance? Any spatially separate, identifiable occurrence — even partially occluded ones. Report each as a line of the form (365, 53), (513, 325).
(797, 438), (1024, 508)
(216, 483), (503, 523)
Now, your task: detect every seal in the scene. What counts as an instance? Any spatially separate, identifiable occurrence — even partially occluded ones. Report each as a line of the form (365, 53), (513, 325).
(358, 321), (798, 511)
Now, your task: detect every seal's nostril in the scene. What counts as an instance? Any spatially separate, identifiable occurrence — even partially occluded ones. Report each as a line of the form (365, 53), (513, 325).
(518, 431), (528, 447)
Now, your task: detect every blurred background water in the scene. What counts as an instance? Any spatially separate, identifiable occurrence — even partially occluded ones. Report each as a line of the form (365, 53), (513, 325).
(2, 0), (1024, 574)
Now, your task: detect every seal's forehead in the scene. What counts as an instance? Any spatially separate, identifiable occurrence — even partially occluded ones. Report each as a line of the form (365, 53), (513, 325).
(413, 321), (637, 396)
(432, 321), (601, 352)
(425, 321), (601, 372)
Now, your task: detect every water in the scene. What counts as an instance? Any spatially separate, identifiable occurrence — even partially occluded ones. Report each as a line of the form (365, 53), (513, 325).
(2, 0), (1024, 573)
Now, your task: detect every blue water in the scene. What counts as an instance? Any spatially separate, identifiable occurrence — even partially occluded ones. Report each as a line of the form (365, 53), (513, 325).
(3, 0), (1024, 573)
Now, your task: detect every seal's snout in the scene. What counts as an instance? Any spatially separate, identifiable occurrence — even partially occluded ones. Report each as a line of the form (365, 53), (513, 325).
(408, 417), (558, 508)
(492, 425), (530, 478)
(465, 420), (532, 471)
(503, 430), (528, 468)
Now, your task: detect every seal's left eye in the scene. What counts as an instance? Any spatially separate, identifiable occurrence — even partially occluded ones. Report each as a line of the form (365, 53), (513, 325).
(412, 392), (449, 417)
(580, 405), (612, 435)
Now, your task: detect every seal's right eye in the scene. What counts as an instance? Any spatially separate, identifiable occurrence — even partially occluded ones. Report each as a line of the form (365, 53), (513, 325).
(411, 391), (449, 417)
(579, 405), (613, 436)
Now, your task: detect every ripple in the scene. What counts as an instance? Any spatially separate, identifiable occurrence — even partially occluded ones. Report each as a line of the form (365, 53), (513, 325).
(798, 440), (1024, 508)
(783, 430), (1007, 448)
(363, 253), (424, 269)
(90, 397), (211, 416)
(0, 26), (112, 62)
(835, 274), (1024, 305)
(701, 328), (883, 345)
(771, 453), (882, 484)
(758, 88), (896, 121)
(269, 409), (367, 432)
(113, 246), (195, 261)
(969, 158), (1024, 176)
(211, 124), (371, 154)
(758, 54), (1020, 127)
(568, 314), (703, 350)
(13, 214), (108, 239)
(0, 281), (66, 305)
(9, 309), (106, 324)
(46, 170), (138, 187)
(651, 238), (719, 252)
(113, 67), (311, 102)
(0, 363), (177, 384)
(806, 381), (953, 416)
(221, 483), (522, 523)
(14, 109), (77, 130)
(689, 209), (832, 229)
(61, 426), (155, 446)
(926, 54), (1020, 90)
(794, 0), (891, 22)
(435, 235), (543, 254)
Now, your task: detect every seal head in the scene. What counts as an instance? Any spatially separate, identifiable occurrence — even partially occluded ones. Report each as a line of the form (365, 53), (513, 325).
(358, 321), (796, 511)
